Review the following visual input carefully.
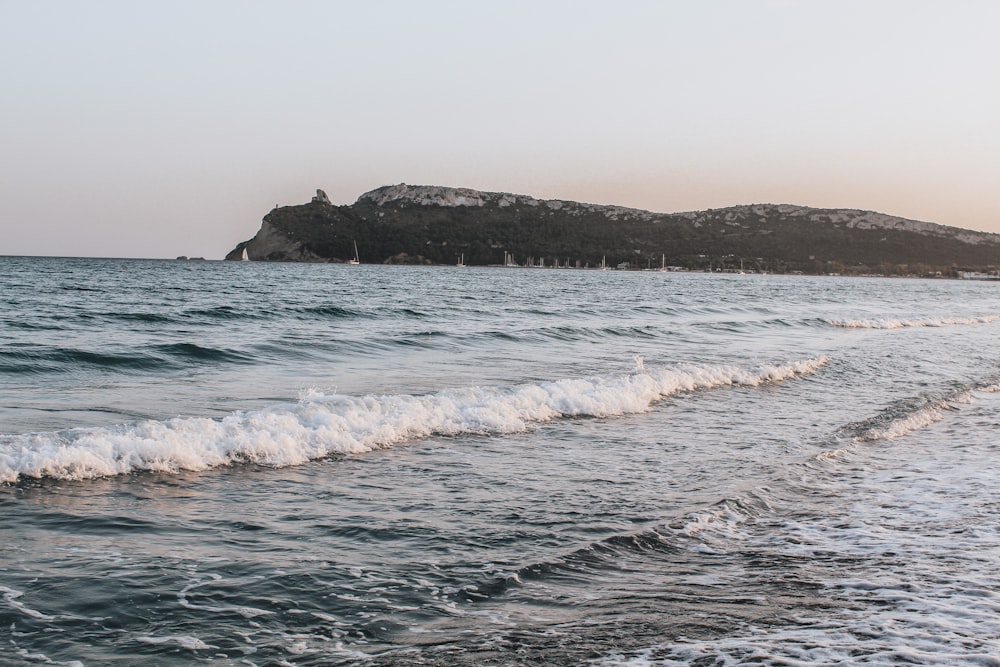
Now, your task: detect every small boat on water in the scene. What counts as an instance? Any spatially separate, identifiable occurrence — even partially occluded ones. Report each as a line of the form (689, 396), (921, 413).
(348, 240), (360, 265)
(457, 253), (466, 267)
(241, 247), (249, 261)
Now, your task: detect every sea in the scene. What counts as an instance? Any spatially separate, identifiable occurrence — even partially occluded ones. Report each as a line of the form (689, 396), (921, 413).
(2, 255), (999, 666)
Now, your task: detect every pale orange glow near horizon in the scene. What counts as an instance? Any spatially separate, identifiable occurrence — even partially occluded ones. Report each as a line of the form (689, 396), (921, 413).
(1, 1), (998, 258)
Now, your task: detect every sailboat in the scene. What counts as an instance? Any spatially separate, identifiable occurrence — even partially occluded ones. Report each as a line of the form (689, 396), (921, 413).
(348, 240), (360, 265)
(457, 253), (466, 267)
(241, 247), (249, 261)
(600, 256), (607, 271)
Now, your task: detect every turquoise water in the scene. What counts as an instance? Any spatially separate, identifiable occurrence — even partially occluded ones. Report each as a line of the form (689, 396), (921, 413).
(2, 257), (999, 665)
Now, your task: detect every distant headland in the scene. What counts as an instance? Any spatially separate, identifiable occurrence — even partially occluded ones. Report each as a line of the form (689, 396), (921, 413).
(226, 185), (1000, 277)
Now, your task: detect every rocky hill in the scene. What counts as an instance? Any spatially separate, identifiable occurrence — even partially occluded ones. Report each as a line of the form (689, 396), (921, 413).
(225, 185), (1000, 275)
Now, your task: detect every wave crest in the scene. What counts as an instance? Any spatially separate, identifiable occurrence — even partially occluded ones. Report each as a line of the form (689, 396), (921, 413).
(852, 391), (974, 442)
(0, 357), (828, 484)
(826, 314), (1000, 329)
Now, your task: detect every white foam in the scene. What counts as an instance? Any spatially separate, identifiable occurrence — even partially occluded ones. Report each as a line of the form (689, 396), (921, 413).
(857, 392), (972, 442)
(676, 504), (752, 540)
(178, 577), (273, 618)
(858, 407), (945, 441)
(10, 646), (84, 667)
(136, 635), (217, 651)
(601, 440), (1000, 666)
(0, 584), (55, 621)
(600, 626), (1000, 666)
(826, 314), (1000, 329)
(0, 358), (828, 483)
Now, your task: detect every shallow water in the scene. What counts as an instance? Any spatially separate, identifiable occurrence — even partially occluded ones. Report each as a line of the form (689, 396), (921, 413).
(2, 257), (999, 665)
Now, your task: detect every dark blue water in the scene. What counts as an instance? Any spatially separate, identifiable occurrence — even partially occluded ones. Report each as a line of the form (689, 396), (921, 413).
(2, 257), (999, 665)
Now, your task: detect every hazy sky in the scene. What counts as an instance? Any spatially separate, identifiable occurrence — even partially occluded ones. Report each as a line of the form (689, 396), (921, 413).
(2, 1), (998, 258)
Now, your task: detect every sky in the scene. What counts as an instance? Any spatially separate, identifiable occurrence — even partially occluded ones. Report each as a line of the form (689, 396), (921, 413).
(2, 0), (998, 259)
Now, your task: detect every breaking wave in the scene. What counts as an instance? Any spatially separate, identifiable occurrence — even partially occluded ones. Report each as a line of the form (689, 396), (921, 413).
(0, 357), (827, 484)
(826, 314), (1000, 329)
(844, 382), (1000, 443)
(467, 490), (774, 604)
(854, 399), (962, 442)
(815, 379), (1000, 463)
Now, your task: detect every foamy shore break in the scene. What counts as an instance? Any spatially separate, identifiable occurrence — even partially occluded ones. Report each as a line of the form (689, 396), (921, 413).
(1, 358), (827, 483)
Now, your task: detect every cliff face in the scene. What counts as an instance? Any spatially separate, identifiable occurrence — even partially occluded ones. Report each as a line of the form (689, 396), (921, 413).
(226, 185), (1000, 274)
(225, 203), (356, 262)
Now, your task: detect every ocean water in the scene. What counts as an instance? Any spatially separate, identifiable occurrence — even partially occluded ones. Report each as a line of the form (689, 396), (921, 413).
(2, 256), (1000, 666)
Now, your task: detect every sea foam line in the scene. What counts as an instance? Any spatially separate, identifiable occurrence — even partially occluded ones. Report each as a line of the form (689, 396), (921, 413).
(825, 314), (1000, 329)
(816, 383), (995, 461)
(855, 391), (974, 442)
(0, 357), (828, 483)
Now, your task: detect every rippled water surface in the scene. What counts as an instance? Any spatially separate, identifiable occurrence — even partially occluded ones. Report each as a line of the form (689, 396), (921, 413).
(2, 257), (1000, 665)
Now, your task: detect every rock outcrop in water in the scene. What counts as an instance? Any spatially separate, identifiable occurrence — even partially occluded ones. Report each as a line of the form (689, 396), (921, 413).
(225, 184), (1000, 275)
